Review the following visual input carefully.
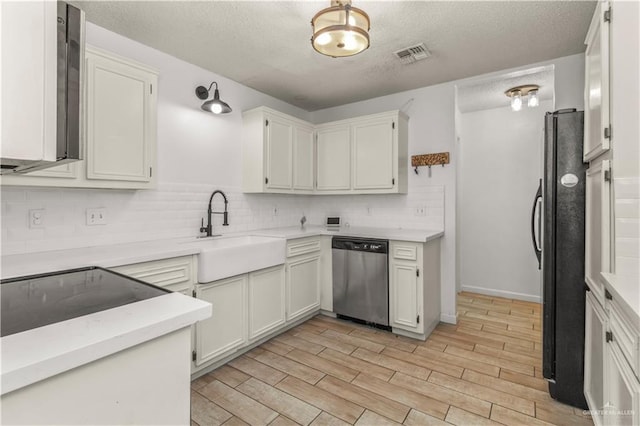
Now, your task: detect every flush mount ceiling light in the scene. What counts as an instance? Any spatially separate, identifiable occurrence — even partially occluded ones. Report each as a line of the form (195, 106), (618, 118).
(195, 82), (232, 114)
(311, 0), (370, 58)
(505, 84), (540, 112)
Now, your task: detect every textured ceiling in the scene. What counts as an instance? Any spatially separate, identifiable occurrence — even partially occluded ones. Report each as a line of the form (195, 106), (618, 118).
(72, 1), (596, 112)
(457, 66), (555, 113)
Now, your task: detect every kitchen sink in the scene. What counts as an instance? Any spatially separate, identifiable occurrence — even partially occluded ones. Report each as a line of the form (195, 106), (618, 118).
(184, 235), (286, 283)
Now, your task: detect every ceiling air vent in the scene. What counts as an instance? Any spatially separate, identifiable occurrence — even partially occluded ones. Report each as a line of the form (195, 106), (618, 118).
(394, 43), (431, 65)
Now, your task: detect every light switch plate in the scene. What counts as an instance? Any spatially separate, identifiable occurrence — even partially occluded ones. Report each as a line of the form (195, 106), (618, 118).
(86, 208), (107, 225)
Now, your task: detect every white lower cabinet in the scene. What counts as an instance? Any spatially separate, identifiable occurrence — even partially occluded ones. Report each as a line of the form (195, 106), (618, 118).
(194, 275), (248, 367)
(585, 288), (640, 426)
(605, 340), (640, 426)
(286, 237), (321, 322)
(248, 265), (286, 341)
(287, 254), (321, 321)
(389, 239), (440, 340)
(584, 292), (607, 426)
(390, 260), (421, 333)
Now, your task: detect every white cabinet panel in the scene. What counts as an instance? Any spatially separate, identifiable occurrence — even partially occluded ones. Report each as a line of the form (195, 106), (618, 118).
(584, 292), (607, 426)
(584, 1), (610, 162)
(585, 159), (612, 303)
(248, 266), (285, 341)
(605, 340), (640, 426)
(266, 116), (293, 190)
(390, 261), (420, 332)
(316, 125), (351, 191)
(352, 117), (394, 190)
(195, 275), (247, 366)
(85, 47), (157, 183)
(112, 256), (195, 295)
(286, 254), (321, 321)
(293, 125), (314, 191)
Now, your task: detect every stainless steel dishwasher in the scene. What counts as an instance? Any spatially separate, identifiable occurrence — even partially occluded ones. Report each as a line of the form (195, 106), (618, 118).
(332, 236), (389, 328)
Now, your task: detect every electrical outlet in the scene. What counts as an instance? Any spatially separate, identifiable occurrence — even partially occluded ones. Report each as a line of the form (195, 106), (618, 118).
(86, 208), (107, 225)
(414, 206), (426, 216)
(29, 209), (45, 228)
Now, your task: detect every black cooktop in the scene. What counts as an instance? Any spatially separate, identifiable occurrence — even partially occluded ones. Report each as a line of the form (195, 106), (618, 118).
(0, 266), (169, 337)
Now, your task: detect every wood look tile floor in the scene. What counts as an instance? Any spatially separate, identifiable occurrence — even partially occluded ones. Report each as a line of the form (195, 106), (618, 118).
(191, 292), (593, 426)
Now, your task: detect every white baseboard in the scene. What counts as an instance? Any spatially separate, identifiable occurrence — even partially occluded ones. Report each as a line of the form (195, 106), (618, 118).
(440, 312), (458, 324)
(460, 285), (541, 303)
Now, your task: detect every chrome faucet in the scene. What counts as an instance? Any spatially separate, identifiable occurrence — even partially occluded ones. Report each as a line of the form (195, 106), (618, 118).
(200, 190), (229, 237)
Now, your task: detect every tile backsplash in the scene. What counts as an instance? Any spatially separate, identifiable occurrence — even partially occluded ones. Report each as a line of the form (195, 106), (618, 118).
(1, 183), (444, 255)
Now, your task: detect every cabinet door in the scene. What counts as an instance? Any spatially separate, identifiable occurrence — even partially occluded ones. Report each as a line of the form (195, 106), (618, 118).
(248, 266), (285, 341)
(194, 275), (247, 367)
(584, 1), (610, 161)
(585, 292), (607, 426)
(286, 254), (321, 321)
(85, 48), (157, 182)
(266, 115), (293, 190)
(585, 159), (612, 303)
(390, 260), (423, 334)
(293, 125), (314, 191)
(352, 117), (395, 190)
(1, 1), (57, 163)
(316, 125), (351, 191)
(605, 340), (640, 426)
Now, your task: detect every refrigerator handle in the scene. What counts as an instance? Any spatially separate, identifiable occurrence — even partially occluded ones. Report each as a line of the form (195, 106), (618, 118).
(531, 179), (542, 270)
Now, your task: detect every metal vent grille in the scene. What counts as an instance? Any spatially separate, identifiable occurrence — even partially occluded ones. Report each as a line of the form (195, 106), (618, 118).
(394, 43), (431, 65)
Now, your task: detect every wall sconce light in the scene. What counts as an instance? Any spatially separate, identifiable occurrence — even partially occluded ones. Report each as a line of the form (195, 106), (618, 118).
(311, 0), (370, 58)
(505, 84), (540, 112)
(195, 82), (232, 114)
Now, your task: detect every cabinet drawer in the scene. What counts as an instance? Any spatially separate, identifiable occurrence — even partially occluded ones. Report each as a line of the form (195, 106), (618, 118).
(392, 244), (418, 261)
(609, 299), (640, 376)
(112, 256), (195, 291)
(287, 237), (321, 257)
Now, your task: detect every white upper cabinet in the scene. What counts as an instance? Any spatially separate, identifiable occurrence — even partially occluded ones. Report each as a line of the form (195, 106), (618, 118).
(316, 124), (351, 191)
(242, 108), (408, 195)
(2, 46), (158, 189)
(242, 106), (312, 193)
(293, 125), (315, 192)
(318, 110), (408, 194)
(352, 116), (395, 190)
(1, 1), (57, 165)
(85, 46), (157, 185)
(265, 114), (294, 190)
(584, 0), (610, 161)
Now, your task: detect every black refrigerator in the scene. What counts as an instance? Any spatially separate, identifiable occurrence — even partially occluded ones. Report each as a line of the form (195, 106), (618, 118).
(531, 109), (588, 409)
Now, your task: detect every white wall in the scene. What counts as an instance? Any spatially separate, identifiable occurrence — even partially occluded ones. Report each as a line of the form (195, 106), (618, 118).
(458, 100), (552, 302)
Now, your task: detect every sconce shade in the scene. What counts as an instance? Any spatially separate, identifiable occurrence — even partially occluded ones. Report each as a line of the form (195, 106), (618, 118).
(195, 82), (232, 114)
(311, 1), (370, 57)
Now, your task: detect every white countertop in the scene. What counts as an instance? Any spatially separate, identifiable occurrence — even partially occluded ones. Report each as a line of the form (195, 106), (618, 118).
(253, 225), (444, 243)
(1, 292), (211, 395)
(601, 272), (640, 321)
(1, 226), (443, 279)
